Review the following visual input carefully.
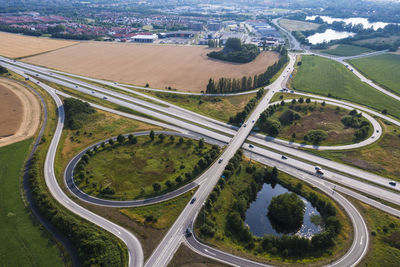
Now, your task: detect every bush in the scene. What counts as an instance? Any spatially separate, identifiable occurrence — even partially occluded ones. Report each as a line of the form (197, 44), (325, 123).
(152, 182), (161, 192)
(304, 130), (328, 145)
(63, 98), (95, 130)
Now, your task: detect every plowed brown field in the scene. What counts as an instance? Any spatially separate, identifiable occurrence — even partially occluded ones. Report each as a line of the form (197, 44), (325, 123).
(0, 32), (77, 58)
(24, 42), (279, 92)
(0, 79), (41, 147)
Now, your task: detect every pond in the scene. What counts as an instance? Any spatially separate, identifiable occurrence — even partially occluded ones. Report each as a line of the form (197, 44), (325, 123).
(306, 16), (389, 30)
(307, 29), (355, 45)
(244, 183), (323, 238)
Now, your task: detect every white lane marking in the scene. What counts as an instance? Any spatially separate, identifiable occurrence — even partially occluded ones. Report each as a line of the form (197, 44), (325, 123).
(204, 249), (216, 256)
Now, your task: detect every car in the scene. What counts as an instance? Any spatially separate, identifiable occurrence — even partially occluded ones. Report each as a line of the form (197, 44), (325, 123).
(190, 197), (197, 204)
(371, 136), (375, 139)
(316, 169), (324, 175)
(35, 74), (39, 76)
(91, 91), (95, 94)
(290, 90), (294, 93)
(281, 155), (287, 160)
(75, 85), (78, 88)
(376, 130), (379, 133)
(389, 181), (396, 186)
(185, 228), (192, 237)
(25, 77), (29, 81)
(315, 166), (322, 171)
(252, 120), (255, 123)
(243, 124), (247, 127)
(218, 159), (223, 164)
(103, 96), (108, 100)
(249, 144), (254, 148)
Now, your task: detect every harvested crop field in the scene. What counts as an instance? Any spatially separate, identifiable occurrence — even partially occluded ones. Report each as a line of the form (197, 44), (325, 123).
(279, 19), (320, 32)
(0, 32), (77, 58)
(0, 79), (41, 147)
(23, 42), (279, 92)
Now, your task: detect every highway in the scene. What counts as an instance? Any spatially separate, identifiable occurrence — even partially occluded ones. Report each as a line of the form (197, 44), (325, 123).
(1, 32), (399, 266)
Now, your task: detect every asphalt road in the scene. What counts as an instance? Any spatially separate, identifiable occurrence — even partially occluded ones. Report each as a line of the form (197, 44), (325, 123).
(8, 68), (144, 267)
(0, 47), (396, 267)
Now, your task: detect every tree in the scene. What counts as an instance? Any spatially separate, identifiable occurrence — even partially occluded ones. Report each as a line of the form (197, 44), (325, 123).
(225, 37), (242, 50)
(128, 134), (137, 144)
(165, 180), (173, 188)
(0, 65), (8, 74)
(108, 138), (114, 146)
(158, 133), (166, 142)
(321, 101), (326, 106)
(306, 98), (311, 104)
(268, 193), (305, 230)
(298, 97), (304, 104)
(175, 176), (183, 184)
(169, 135), (175, 142)
(149, 130), (155, 141)
(382, 109), (388, 114)
(178, 137), (184, 145)
(152, 182), (161, 192)
(117, 134), (125, 144)
(304, 130), (328, 145)
(198, 138), (205, 148)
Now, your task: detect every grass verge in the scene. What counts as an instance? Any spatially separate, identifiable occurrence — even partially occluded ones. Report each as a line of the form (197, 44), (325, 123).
(349, 198), (400, 267)
(321, 44), (372, 57)
(0, 139), (64, 266)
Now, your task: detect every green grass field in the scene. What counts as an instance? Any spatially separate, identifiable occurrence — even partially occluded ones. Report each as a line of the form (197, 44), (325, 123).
(349, 53), (400, 96)
(0, 140), (63, 266)
(120, 190), (193, 230)
(291, 55), (400, 119)
(322, 44), (372, 57)
(79, 135), (212, 200)
(268, 103), (367, 146)
(353, 200), (400, 267)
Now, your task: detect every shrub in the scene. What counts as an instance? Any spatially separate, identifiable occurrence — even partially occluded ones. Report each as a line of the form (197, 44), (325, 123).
(304, 130), (328, 145)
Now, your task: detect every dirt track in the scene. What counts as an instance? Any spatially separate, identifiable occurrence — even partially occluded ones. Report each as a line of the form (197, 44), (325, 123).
(0, 31), (77, 58)
(0, 79), (41, 147)
(24, 42), (279, 92)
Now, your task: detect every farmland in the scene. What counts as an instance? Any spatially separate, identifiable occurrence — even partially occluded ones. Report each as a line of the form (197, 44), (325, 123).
(0, 31), (76, 58)
(291, 55), (400, 119)
(23, 42), (279, 92)
(0, 78), (41, 147)
(279, 19), (320, 32)
(349, 53), (400, 96)
(0, 139), (64, 266)
(321, 44), (372, 57)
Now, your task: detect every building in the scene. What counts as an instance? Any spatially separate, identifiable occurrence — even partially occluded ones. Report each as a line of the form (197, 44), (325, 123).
(130, 34), (158, 43)
(160, 31), (195, 38)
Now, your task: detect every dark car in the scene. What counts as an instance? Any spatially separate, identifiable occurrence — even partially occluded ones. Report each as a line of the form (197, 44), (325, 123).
(281, 155), (287, 160)
(190, 197), (196, 204)
(249, 144), (254, 148)
(218, 159), (223, 164)
(185, 228), (192, 237)
(389, 181), (396, 186)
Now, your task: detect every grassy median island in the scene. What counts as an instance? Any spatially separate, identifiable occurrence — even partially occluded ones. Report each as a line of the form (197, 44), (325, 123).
(351, 199), (400, 266)
(257, 100), (372, 146)
(148, 91), (257, 122)
(194, 151), (351, 265)
(349, 53), (400, 96)
(307, 120), (400, 182)
(76, 134), (219, 200)
(0, 139), (64, 266)
(291, 55), (400, 119)
(321, 44), (372, 57)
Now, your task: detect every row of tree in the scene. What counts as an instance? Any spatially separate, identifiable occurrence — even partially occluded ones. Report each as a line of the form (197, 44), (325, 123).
(228, 89), (264, 125)
(29, 154), (126, 266)
(206, 46), (288, 94)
